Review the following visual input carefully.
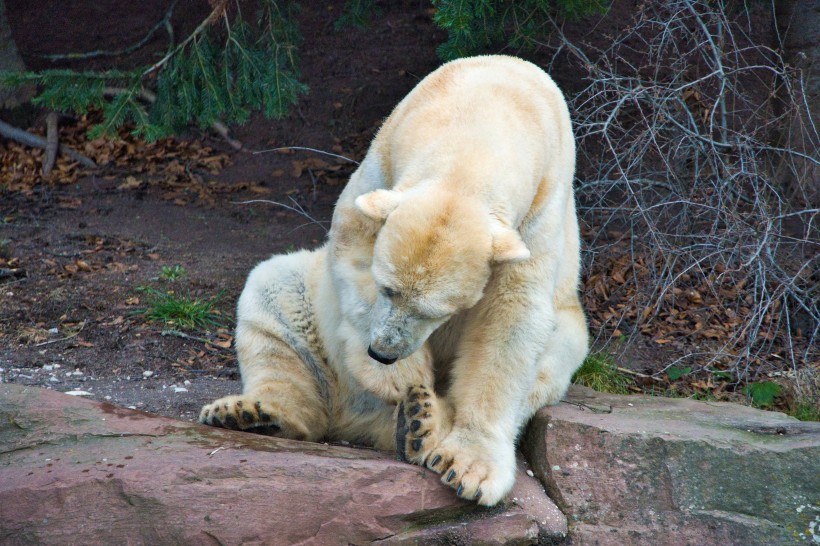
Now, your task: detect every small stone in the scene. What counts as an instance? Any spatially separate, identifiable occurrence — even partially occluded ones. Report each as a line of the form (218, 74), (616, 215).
(64, 390), (92, 397)
(142, 371), (154, 378)
(183, 380), (191, 386)
(526, 469), (534, 477)
(173, 387), (188, 393)
(48, 327), (59, 335)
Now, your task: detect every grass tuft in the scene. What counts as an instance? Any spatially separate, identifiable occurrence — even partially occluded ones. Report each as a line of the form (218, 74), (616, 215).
(139, 287), (224, 330)
(572, 352), (633, 395)
(159, 265), (186, 282)
(788, 402), (820, 422)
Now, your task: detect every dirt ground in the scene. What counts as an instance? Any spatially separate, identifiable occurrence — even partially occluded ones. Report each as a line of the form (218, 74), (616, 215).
(0, 0), (450, 421)
(1, 1), (814, 422)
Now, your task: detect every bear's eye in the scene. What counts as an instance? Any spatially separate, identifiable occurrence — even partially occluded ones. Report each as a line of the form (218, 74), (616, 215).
(381, 286), (398, 299)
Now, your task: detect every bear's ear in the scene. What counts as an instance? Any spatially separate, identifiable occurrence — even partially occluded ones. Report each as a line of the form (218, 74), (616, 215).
(491, 224), (531, 263)
(354, 189), (402, 221)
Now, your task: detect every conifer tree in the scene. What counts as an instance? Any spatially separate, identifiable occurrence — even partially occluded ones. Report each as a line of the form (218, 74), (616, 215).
(0, 0), (608, 144)
(431, 0), (609, 60)
(0, 0), (306, 142)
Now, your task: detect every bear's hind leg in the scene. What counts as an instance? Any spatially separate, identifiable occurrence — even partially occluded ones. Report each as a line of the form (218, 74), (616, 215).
(525, 301), (589, 415)
(199, 324), (330, 442)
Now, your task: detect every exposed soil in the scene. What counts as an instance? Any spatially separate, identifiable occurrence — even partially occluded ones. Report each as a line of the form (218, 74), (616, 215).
(1, 1), (814, 422)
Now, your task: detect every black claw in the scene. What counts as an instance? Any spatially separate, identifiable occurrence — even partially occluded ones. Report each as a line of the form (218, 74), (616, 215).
(224, 414), (239, 429)
(423, 402), (431, 408)
(249, 424), (281, 436)
(236, 400), (244, 408)
(408, 403), (423, 417)
(241, 410), (254, 423)
(446, 469), (456, 483)
(430, 454), (441, 467)
(396, 402), (409, 462)
(259, 411), (272, 422)
(410, 420), (422, 432)
(457, 484), (464, 497)
(412, 438), (423, 452)
(474, 489), (482, 500)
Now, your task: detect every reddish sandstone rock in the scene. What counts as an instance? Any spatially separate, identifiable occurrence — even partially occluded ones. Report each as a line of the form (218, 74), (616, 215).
(0, 384), (566, 545)
(523, 385), (820, 545)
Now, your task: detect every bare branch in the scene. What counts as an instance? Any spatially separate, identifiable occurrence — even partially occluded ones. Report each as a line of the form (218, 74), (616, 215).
(0, 119), (96, 169)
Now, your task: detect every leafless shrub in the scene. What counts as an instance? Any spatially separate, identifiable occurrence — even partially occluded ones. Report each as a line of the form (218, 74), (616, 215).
(548, 0), (818, 382)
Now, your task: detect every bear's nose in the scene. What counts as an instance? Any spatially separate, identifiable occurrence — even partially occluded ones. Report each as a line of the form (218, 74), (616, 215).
(368, 345), (397, 365)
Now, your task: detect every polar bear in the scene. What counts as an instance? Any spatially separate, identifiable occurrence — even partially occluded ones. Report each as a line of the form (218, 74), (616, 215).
(200, 55), (588, 507)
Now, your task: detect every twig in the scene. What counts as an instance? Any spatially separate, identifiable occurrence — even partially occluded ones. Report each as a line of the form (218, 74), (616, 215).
(160, 329), (232, 351)
(616, 366), (664, 382)
(252, 146), (360, 165)
(211, 121), (242, 150)
(37, 0), (179, 61)
(42, 112), (59, 176)
(34, 322), (86, 347)
(232, 197), (329, 233)
(103, 86), (157, 104)
(560, 400), (613, 414)
(0, 268), (25, 279)
(0, 119), (96, 168)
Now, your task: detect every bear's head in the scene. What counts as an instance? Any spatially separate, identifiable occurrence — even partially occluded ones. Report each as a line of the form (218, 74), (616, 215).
(354, 187), (529, 364)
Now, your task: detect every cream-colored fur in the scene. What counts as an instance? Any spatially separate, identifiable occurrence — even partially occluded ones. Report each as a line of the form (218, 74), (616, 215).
(200, 55), (588, 507)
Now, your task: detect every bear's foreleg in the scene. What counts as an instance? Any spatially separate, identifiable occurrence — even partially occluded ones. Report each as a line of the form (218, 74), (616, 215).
(199, 323), (330, 441)
(418, 286), (562, 506)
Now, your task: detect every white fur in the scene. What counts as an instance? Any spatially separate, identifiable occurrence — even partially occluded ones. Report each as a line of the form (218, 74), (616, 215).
(200, 55), (588, 507)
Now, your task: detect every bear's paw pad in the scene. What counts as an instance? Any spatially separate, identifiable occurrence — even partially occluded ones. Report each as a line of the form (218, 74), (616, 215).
(396, 385), (446, 466)
(199, 396), (282, 436)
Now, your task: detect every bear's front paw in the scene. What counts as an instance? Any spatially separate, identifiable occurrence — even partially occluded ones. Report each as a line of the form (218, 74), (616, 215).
(425, 432), (516, 507)
(200, 395), (286, 437)
(396, 385), (450, 466)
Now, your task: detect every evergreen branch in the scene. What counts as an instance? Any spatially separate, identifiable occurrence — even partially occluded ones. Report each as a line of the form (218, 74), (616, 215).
(104, 85), (242, 148)
(1, 0), (303, 144)
(142, 0), (228, 77)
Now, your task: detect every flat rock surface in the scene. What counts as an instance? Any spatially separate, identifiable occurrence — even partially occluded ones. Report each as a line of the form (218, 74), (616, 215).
(523, 385), (820, 545)
(0, 384), (566, 546)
